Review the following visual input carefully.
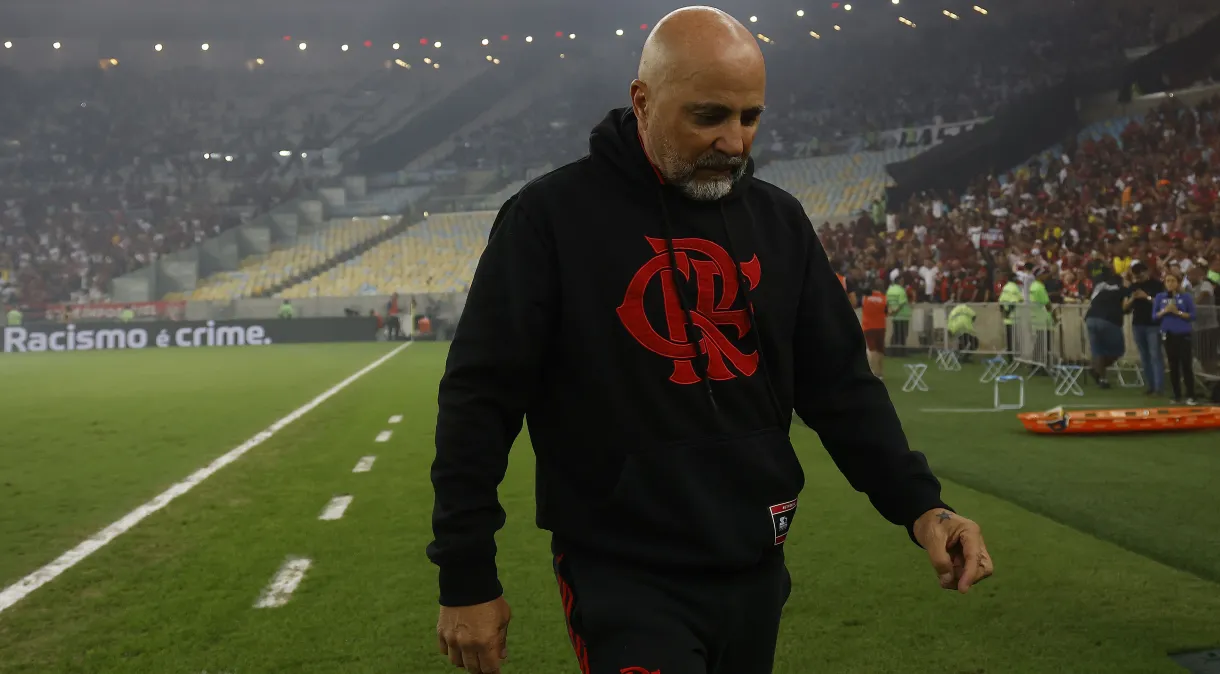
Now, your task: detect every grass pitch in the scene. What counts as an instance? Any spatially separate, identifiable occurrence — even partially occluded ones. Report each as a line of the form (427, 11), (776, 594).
(0, 343), (1218, 673)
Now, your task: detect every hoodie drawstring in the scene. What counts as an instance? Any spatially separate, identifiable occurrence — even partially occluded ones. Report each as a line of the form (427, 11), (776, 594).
(657, 196), (721, 417)
(655, 192), (787, 428)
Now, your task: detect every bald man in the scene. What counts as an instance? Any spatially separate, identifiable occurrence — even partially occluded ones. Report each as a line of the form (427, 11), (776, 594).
(428, 7), (991, 674)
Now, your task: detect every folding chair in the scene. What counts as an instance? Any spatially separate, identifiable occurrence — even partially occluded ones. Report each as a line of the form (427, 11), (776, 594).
(980, 356), (1008, 383)
(902, 363), (929, 392)
(935, 348), (962, 371)
(994, 374), (1025, 410)
(1054, 365), (1085, 396)
(1110, 362), (1145, 388)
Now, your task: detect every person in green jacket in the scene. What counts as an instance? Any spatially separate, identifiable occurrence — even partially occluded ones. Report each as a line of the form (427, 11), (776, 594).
(947, 303), (978, 362)
(1028, 267), (1054, 365)
(278, 300), (296, 319)
(998, 269), (1024, 360)
(5, 306), (21, 327)
(886, 273), (911, 351)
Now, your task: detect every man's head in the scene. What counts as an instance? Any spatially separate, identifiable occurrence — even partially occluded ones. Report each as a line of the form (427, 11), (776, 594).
(631, 7), (765, 201)
(1131, 261), (1148, 279)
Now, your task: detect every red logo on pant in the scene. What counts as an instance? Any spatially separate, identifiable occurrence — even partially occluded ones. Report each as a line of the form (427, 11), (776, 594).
(620, 668), (661, 674)
(617, 236), (761, 385)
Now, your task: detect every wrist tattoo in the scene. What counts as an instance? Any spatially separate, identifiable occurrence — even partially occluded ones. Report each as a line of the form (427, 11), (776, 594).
(936, 511), (953, 522)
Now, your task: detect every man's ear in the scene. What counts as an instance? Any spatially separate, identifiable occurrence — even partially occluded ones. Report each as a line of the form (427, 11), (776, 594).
(630, 79), (648, 130)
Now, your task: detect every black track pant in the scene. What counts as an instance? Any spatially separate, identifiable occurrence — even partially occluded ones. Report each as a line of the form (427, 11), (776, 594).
(1163, 332), (1195, 400)
(552, 543), (790, 674)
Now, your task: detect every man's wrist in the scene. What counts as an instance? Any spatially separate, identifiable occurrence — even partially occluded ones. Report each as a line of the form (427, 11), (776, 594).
(438, 559), (503, 607)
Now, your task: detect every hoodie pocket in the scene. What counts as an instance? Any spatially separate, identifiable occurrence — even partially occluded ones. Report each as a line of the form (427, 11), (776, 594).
(599, 428), (805, 567)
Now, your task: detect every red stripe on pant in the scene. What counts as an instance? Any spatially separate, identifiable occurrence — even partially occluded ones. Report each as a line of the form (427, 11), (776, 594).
(555, 554), (591, 674)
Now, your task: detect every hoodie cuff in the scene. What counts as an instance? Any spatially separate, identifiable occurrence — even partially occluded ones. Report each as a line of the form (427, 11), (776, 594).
(438, 560), (504, 607)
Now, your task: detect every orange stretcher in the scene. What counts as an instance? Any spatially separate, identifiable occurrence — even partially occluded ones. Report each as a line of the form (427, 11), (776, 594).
(1019, 406), (1220, 434)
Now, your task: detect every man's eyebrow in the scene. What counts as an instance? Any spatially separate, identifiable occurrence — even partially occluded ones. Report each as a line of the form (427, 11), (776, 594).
(684, 102), (767, 115)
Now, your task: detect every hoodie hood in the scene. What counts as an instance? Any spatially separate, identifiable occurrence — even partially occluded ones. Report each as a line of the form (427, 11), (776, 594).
(588, 107), (756, 200)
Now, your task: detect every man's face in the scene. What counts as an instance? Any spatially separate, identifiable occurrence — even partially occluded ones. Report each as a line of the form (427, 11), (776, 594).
(633, 54), (765, 201)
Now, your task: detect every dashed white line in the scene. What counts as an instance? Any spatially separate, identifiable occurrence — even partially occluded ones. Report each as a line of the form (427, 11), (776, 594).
(388, 415), (403, 424)
(375, 430), (392, 442)
(352, 456), (377, 473)
(318, 495), (354, 521)
(254, 557), (313, 608)
(0, 341), (411, 616)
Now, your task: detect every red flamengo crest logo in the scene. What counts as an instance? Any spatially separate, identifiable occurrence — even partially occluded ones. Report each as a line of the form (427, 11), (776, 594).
(616, 236), (761, 385)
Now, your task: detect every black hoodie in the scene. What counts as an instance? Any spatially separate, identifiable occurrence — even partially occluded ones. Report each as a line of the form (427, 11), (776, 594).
(427, 108), (948, 607)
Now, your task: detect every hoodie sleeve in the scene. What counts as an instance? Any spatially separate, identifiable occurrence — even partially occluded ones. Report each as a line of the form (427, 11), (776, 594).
(427, 196), (558, 606)
(791, 223), (949, 542)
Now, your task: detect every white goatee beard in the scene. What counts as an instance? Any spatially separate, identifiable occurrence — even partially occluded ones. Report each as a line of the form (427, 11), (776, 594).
(654, 134), (748, 201)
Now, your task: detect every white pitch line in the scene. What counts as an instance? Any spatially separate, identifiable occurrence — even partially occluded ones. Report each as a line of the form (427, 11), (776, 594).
(388, 415), (403, 424)
(253, 557), (313, 608)
(318, 494), (354, 521)
(921, 408), (1004, 413)
(375, 430), (392, 442)
(352, 456), (377, 473)
(0, 341), (411, 616)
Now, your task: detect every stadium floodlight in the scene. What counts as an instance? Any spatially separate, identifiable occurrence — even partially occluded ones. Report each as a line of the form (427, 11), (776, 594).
(796, 9), (805, 16)
(109, 58), (118, 66)
(255, 58), (264, 65)
(3, 41), (11, 49)
(899, 16), (916, 26)
(486, 54), (493, 61)
(301, 152), (308, 159)
(481, 38), (489, 46)
(392, 42), (400, 50)
(973, 5), (988, 14)
(225, 155), (234, 162)
(810, 31), (821, 38)
(525, 35), (533, 43)
(341, 44), (350, 51)
(424, 57), (432, 64)
(298, 42), (307, 51)
(560, 53), (565, 58)
(844, 4), (852, 11)
(433, 62), (439, 68)
(615, 29), (624, 36)
(492, 58), (500, 64)
(892, 0), (900, 4)
(943, 9), (960, 19)
(569, 33), (576, 39)
(53, 41), (62, 49)
(749, 15), (758, 22)
(201, 43), (210, 51)
(203, 153), (211, 159)
(154, 43), (163, 52)
(278, 150), (291, 157)
(833, 24), (841, 30)
(434, 41), (442, 48)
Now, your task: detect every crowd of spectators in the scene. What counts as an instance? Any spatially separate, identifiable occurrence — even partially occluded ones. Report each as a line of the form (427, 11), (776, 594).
(0, 66), (321, 307)
(826, 96), (1219, 316)
(445, 0), (1220, 174)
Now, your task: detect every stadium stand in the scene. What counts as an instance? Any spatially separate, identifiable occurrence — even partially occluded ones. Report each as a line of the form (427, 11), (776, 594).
(2, 0), (1217, 313)
(280, 211), (495, 298)
(186, 217), (398, 300)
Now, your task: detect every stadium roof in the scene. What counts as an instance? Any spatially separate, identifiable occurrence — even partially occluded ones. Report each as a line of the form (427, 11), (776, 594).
(1, 0), (992, 40)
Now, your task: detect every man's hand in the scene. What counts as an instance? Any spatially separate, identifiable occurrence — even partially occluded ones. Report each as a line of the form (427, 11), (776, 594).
(912, 509), (993, 594)
(437, 596), (512, 673)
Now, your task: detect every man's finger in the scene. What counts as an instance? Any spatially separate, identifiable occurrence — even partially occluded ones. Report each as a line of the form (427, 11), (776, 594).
(447, 639), (464, 668)
(497, 625), (510, 660)
(924, 527), (954, 588)
(955, 528), (983, 594)
(460, 644), (482, 673)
